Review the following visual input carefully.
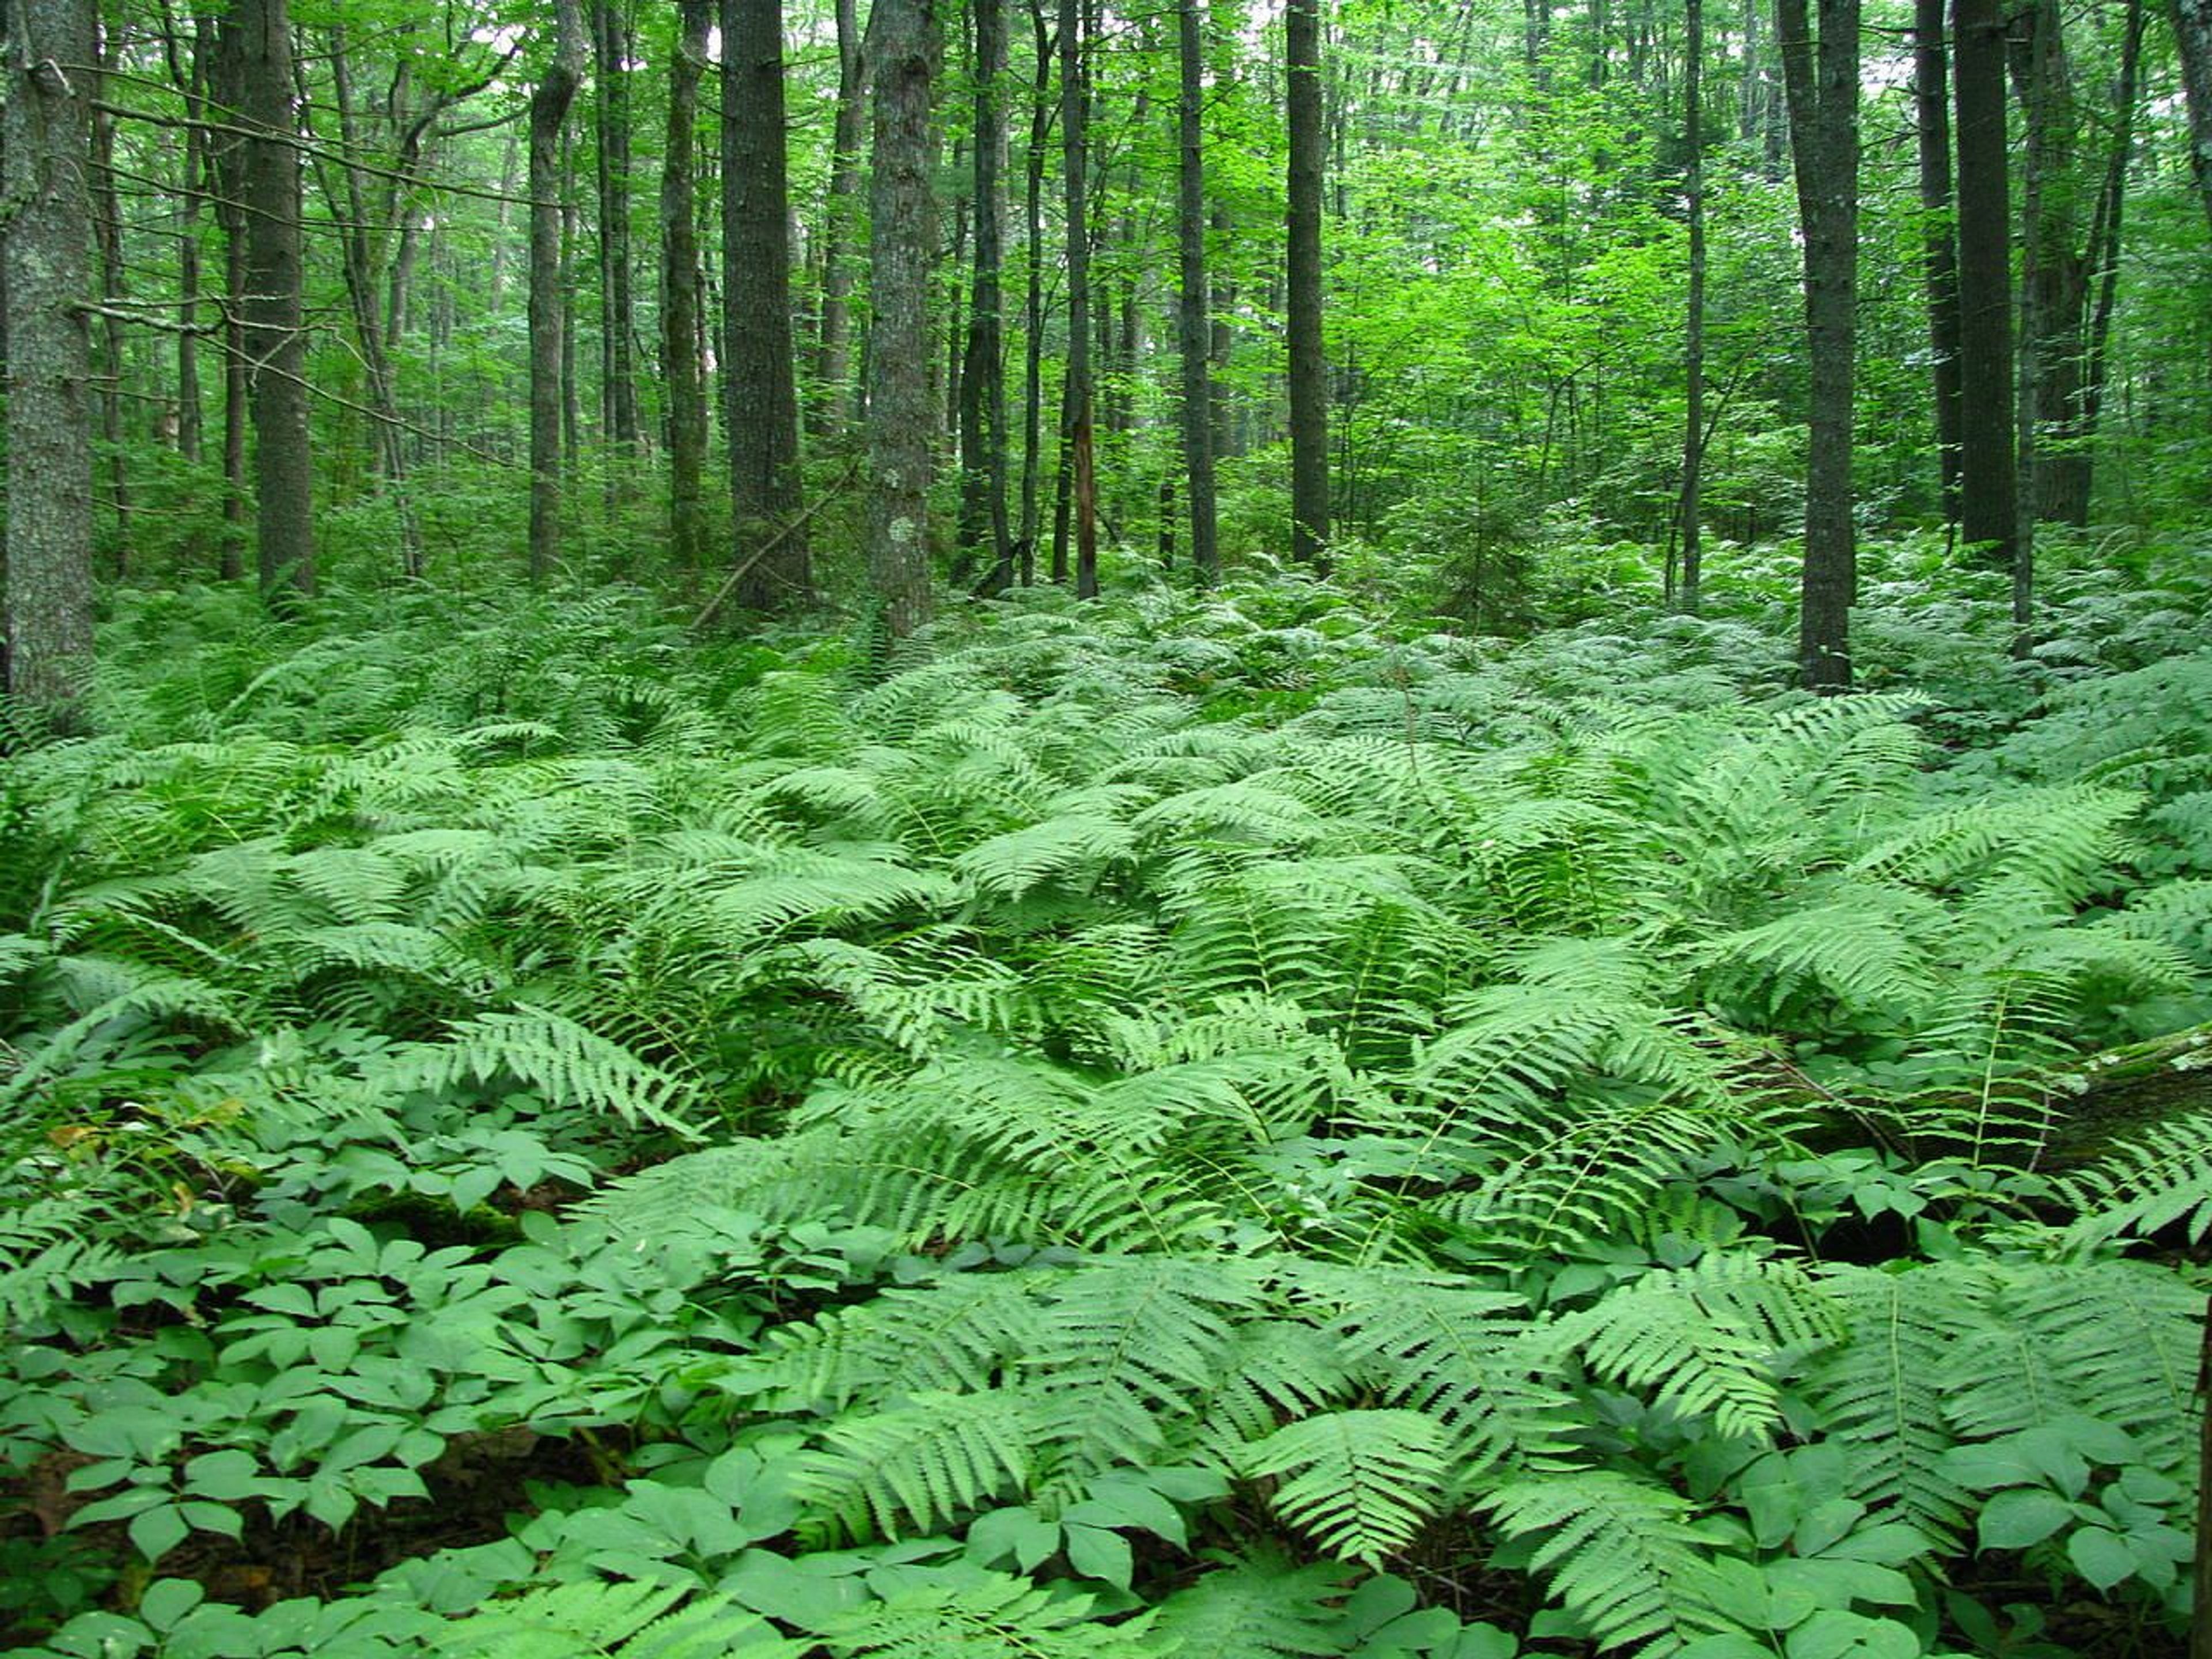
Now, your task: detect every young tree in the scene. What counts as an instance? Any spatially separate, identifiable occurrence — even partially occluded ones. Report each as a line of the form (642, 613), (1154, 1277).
(663, 0), (710, 569)
(1777, 0), (1858, 690)
(1177, 0), (1219, 584)
(725, 0), (810, 611)
(231, 0), (316, 605)
(1677, 0), (1706, 612)
(595, 0), (639, 453)
(528, 0), (586, 579)
(2, 0), (97, 715)
(957, 0), (1013, 592)
(2172, 0), (2212, 236)
(1912, 0), (1964, 521)
(1286, 0), (1329, 570)
(866, 0), (942, 638)
(815, 0), (867, 429)
(1951, 0), (2014, 562)
(1059, 0), (1099, 596)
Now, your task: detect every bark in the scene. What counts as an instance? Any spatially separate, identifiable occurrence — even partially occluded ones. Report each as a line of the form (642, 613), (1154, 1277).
(1017, 0), (1052, 579)
(2075, 0), (2144, 505)
(171, 12), (206, 467)
(529, 0), (586, 580)
(1777, 0), (1857, 691)
(2, 0), (97, 716)
(1952, 0), (2015, 563)
(1059, 0), (1097, 596)
(664, 0), (710, 570)
(594, 0), (638, 450)
(2013, 0), (2058, 645)
(89, 21), (129, 557)
(1286, 0), (1330, 571)
(1912, 0), (1964, 521)
(1677, 0), (1705, 613)
(815, 0), (866, 430)
(319, 26), (421, 576)
(1177, 0), (1219, 584)
(1211, 201), (1236, 460)
(232, 0), (315, 605)
(957, 0), (1013, 592)
(724, 0), (810, 611)
(2172, 0), (2212, 238)
(865, 0), (941, 639)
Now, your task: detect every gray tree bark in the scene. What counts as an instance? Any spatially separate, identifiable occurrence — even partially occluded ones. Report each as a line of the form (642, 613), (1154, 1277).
(1177, 0), (1219, 584)
(957, 0), (1013, 592)
(724, 0), (809, 611)
(1912, 0), (1964, 522)
(865, 0), (941, 638)
(2171, 0), (2212, 237)
(1286, 0), (1330, 571)
(231, 0), (315, 605)
(528, 0), (585, 579)
(2, 0), (97, 717)
(1059, 0), (1097, 596)
(1952, 0), (2016, 564)
(814, 0), (866, 431)
(663, 0), (710, 570)
(1777, 0), (1858, 691)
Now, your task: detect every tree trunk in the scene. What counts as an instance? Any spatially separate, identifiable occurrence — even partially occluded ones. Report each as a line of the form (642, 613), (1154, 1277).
(1059, 0), (1098, 596)
(89, 21), (130, 560)
(595, 0), (638, 453)
(865, 0), (941, 639)
(1286, 0), (1330, 571)
(1953, 0), (2016, 563)
(1912, 0), (1964, 522)
(232, 0), (315, 605)
(815, 0), (868, 432)
(2075, 0), (2143, 510)
(2172, 0), (2212, 238)
(319, 26), (423, 577)
(2, 0), (97, 716)
(1677, 0), (1706, 613)
(172, 14), (207, 467)
(724, 0), (810, 612)
(528, 0), (585, 580)
(958, 0), (1013, 592)
(1777, 0), (1858, 691)
(664, 0), (710, 570)
(1018, 0), (1052, 581)
(1177, 0), (1219, 584)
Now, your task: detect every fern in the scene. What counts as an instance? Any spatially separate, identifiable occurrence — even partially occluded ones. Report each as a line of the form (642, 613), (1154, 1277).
(1482, 1469), (1733, 1657)
(2055, 1105), (2212, 1247)
(820, 1574), (1168, 1657)
(433, 1579), (802, 1658)
(1149, 1551), (1357, 1659)
(1549, 1256), (1840, 1441)
(1237, 1409), (1450, 1565)
(794, 1388), (1043, 1541)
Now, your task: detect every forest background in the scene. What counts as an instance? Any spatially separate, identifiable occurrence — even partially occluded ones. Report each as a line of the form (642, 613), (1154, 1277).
(2, 0), (2212, 1655)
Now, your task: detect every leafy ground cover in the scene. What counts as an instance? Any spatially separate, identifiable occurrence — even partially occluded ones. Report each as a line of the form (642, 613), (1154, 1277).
(1, 552), (2207, 1659)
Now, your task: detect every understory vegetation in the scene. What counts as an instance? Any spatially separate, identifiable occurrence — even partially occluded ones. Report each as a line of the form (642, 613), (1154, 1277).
(1, 539), (2209, 1659)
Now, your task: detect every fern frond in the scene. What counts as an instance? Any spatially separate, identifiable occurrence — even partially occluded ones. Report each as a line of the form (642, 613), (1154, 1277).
(1482, 1469), (1730, 1657)
(1238, 1409), (1450, 1565)
(1804, 1264), (1979, 1543)
(1149, 1550), (1357, 1659)
(794, 1388), (1041, 1543)
(386, 1007), (697, 1134)
(1550, 1256), (1840, 1441)
(820, 1574), (1167, 1657)
(2055, 1105), (2212, 1247)
(1942, 1259), (2203, 1479)
(434, 1579), (802, 1658)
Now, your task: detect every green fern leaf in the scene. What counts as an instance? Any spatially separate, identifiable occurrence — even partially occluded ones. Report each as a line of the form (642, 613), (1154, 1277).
(1238, 1408), (1450, 1565)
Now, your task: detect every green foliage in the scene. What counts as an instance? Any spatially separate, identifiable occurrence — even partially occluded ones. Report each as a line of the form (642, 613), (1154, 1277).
(0, 578), (2203, 1659)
